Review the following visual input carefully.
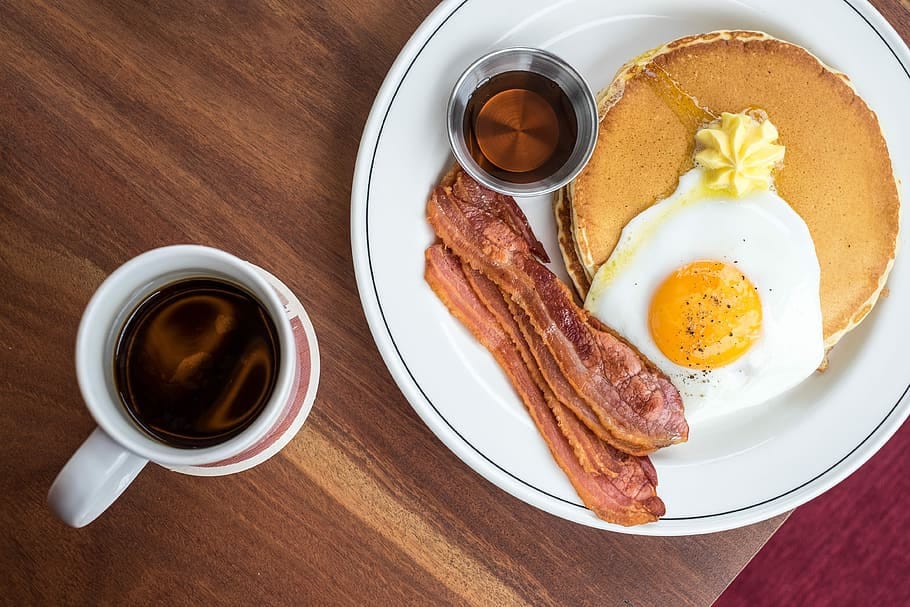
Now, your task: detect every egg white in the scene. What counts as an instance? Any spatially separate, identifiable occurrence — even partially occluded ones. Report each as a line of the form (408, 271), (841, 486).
(585, 168), (825, 423)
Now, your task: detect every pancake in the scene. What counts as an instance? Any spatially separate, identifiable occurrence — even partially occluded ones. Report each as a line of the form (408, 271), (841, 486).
(559, 30), (900, 352)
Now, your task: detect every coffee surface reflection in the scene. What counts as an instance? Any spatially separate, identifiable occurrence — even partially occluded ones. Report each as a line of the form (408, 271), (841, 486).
(114, 278), (279, 448)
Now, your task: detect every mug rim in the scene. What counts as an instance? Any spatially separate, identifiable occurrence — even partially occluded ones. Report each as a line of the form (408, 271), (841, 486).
(75, 245), (297, 466)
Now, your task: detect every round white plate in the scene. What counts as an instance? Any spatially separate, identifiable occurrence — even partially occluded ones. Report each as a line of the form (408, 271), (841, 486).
(351, 0), (910, 535)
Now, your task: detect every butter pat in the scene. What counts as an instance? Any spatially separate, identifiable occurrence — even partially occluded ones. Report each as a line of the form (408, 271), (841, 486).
(695, 112), (785, 197)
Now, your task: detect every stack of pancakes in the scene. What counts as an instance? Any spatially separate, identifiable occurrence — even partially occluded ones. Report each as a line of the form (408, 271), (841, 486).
(556, 30), (900, 354)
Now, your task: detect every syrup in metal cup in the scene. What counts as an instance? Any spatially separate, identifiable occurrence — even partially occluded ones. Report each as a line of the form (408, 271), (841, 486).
(447, 47), (598, 197)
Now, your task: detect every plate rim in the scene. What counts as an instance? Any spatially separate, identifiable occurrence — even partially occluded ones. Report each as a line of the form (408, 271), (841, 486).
(350, 0), (910, 535)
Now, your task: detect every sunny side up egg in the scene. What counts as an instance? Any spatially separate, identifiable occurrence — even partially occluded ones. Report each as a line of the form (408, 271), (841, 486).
(584, 168), (825, 423)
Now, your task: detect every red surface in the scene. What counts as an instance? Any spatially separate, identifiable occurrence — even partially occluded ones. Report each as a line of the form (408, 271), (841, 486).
(716, 418), (910, 606)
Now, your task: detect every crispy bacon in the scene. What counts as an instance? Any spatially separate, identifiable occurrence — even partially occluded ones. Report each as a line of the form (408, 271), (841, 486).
(461, 266), (619, 475)
(504, 300), (653, 456)
(462, 264), (657, 485)
(450, 171), (550, 262)
(425, 245), (664, 525)
(427, 170), (688, 454)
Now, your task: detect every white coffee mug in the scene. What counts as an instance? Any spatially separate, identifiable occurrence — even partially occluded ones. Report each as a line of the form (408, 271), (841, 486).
(48, 245), (319, 527)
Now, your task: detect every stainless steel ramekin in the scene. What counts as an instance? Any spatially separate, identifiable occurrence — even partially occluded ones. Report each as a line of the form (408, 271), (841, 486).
(446, 47), (598, 197)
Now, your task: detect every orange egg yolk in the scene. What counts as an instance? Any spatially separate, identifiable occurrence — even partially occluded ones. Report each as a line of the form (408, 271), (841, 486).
(649, 261), (762, 369)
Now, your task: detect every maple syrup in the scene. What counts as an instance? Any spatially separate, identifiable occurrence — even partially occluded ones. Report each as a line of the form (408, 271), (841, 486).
(642, 64), (717, 129)
(463, 71), (578, 184)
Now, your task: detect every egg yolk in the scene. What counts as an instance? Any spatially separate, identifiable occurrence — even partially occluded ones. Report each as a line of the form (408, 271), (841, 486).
(649, 261), (762, 369)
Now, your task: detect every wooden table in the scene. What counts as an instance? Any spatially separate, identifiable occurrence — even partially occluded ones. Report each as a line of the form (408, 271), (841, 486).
(1, 1), (906, 605)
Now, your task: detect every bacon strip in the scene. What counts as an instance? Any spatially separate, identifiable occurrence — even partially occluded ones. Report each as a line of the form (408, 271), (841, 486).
(461, 266), (617, 475)
(425, 245), (664, 525)
(427, 171), (688, 454)
(462, 265), (660, 502)
(450, 171), (550, 263)
(500, 300), (648, 455)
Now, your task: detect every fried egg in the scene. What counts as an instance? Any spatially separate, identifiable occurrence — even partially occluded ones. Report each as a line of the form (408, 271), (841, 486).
(584, 168), (825, 422)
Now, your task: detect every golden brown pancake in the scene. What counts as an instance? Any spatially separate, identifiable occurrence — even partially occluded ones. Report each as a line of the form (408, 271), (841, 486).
(559, 30), (900, 351)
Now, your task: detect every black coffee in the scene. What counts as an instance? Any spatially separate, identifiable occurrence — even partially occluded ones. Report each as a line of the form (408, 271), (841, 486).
(114, 278), (280, 448)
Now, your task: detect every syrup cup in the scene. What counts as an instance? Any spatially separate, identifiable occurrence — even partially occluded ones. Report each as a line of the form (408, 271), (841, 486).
(447, 47), (598, 196)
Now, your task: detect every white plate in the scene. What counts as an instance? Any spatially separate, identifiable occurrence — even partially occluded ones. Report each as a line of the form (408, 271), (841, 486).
(351, 0), (910, 535)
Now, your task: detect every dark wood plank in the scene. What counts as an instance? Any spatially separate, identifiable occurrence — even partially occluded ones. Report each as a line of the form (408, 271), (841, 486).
(1, 1), (904, 605)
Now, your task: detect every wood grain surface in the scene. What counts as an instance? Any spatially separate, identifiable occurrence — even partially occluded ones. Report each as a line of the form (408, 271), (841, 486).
(0, 1), (904, 605)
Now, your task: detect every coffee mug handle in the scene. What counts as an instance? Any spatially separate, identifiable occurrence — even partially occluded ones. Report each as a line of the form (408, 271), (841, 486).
(47, 428), (148, 528)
